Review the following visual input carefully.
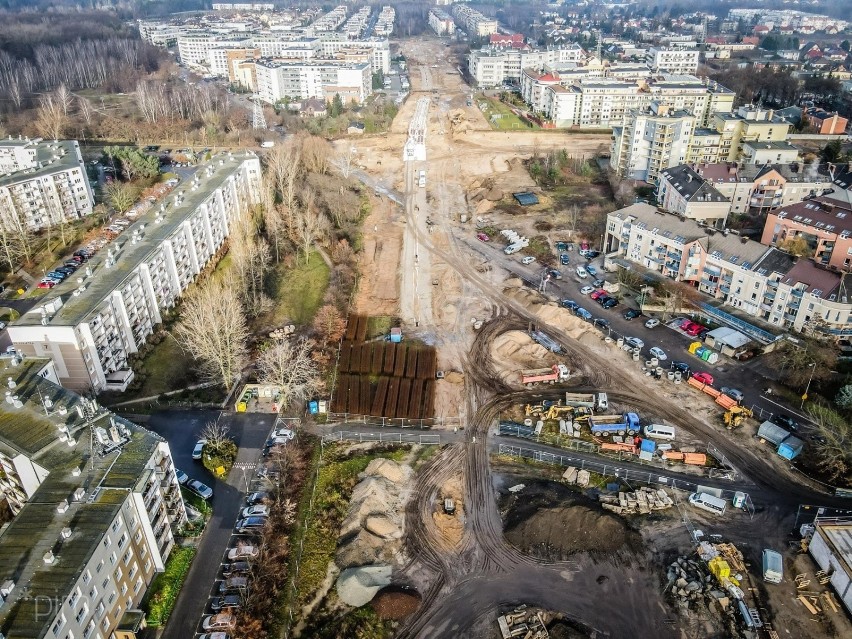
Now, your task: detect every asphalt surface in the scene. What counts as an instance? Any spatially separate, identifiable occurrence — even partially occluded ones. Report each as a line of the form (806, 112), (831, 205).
(144, 410), (277, 639)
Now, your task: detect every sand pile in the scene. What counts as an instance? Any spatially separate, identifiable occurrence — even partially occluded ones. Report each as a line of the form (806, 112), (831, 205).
(492, 331), (553, 370)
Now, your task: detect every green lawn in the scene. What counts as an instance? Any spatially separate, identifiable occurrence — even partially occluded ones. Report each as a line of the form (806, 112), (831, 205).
(478, 96), (539, 131)
(266, 251), (331, 326)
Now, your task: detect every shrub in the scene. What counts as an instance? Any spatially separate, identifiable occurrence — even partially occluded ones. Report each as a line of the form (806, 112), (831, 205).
(143, 547), (197, 627)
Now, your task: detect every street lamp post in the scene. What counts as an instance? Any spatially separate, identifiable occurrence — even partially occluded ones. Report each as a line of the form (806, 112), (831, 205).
(800, 362), (816, 410)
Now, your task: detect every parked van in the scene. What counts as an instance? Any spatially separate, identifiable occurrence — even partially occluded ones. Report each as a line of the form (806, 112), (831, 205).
(762, 549), (783, 584)
(688, 492), (727, 515)
(644, 424), (676, 440)
(576, 266), (588, 278)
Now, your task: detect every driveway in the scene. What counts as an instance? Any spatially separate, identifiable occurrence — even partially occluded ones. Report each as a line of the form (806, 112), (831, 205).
(144, 410), (275, 639)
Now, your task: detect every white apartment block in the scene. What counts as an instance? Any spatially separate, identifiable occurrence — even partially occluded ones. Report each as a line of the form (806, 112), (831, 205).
(342, 6), (371, 39)
(0, 357), (187, 638)
(8, 153), (261, 393)
(310, 5), (348, 33)
(646, 47), (700, 75)
(0, 138), (95, 233)
(605, 203), (852, 337)
(429, 9), (456, 36)
(452, 5), (498, 37)
(611, 104), (696, 183)
(469, 43), (585, 87)
(255, 59), (372, 104)
(374, 6), (395, 37)
(177, 32), (252, 66)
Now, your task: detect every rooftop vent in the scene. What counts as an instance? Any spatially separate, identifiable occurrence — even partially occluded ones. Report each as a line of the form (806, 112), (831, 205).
(6, 378), (14, 389)
(57, 500), (69, 514)
(42, 550), (55, 565)
(60, 527), (72, 540)
(0, 580), (15, 598)
(71, 466), (80, 477)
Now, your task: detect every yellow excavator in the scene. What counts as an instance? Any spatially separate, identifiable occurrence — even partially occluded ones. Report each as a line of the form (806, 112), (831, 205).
(723, 405), (753, 429)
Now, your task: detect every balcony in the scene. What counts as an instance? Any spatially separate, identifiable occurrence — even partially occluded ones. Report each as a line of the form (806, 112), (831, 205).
(700, 278), (719, 289)
(760, 304), (773, 312)
(791, 289), (804, 298)
(763, 290), (776, 301)
(766, 280), (778, 289)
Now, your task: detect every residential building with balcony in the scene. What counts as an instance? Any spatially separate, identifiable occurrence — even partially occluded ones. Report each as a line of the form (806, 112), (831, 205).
(656, 164), (730, 227)
(452, 5), (498, 37)
(255, 58), (372, 104)
(0, 356), (186, 638)
(7, 153), (261, 393)
(761, 197), (852, 272)
(712, 106), (791, 163)
(428, 9), (455, 36)
(646, 47), (699, 75)
(740, 140), (800, 165)
(0, 138), (94, 233)
(605, 203), (852, 336)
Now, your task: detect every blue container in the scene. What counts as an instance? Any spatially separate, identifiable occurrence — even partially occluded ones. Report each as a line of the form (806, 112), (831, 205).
(308, 400), (319, 415)
(640, 439), (656, 453)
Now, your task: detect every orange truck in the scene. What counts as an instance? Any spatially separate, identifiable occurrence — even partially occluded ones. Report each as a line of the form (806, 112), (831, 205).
(520, 364), (569, 386)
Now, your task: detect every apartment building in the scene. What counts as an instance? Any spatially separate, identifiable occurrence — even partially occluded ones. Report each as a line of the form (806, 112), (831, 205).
(0, 138), (95, 233)
(374, 6), (395, 38)
(255, 58), (372, 104)
(452, 5), (498, 37)
(741, 140), (800, 165)
(429, 9), (456, 36)
(656, 164), (731, 227)
(177, 32), (253, 66)
(208, 46), (261, 78)
(605, 203), (852, 336)
(611, 103), (696, 183)
(762, 196), (852, 272)
(0, 356), (187, 638)
(646, 47), (700, 75)
(712, 106), (791, 163)
(8, 153), (262, 393)
(470, 44), (585, 87)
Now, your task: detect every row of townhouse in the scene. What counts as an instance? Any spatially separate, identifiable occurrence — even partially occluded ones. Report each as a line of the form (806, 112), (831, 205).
(612, 104), (797, 181)
(0, 138), (94, 233)
(8, 151), (262, 393)
(521, 69), (734, 130)
(452, 5), (498, 37)
(254, 58), (372, 104)
(656, 162), (837, 227)
(605, 203), (852, 336)
(373, 6), (395, 38)
(0, 356), (186, 639)
(310, 5), (347, 33)
(428, 9), (455, 36)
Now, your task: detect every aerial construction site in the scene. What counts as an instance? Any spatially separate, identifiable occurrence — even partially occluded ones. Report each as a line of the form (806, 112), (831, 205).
(317, 38), (852, 639)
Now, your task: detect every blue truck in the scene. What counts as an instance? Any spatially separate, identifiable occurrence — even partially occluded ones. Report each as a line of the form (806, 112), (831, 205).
(589, 412), (640, 437)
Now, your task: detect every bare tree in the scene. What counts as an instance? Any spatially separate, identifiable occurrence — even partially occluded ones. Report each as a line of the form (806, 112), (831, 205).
(230, 215), (272, 316)
(103, 180), (137, 214)
(77, 95), (95, 126)
(200, 418), (232, 450)
(807, 404), (852, 484)
(55, 84), (72, 116)
(35, 92), (66, 140)
(256, 337), (321, 409)
(338, 145), (357, 178)
(290, 191), (329, 263)
(174, 279), (249, 390)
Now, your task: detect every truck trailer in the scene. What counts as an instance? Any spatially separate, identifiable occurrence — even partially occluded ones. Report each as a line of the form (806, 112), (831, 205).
(530, 330), (562, 353)
(563, 392), (608, 411)
(588, 412), (640, 436)
(521, 364), (569, 386)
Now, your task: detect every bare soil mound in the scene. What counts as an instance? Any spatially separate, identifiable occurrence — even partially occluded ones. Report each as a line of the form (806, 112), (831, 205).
(501, 480), (640, 561)
(371, 585), (422, 620)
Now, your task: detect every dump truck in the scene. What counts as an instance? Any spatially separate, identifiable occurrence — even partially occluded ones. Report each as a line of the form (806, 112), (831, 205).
(589, 412), (640, 436)
(563, 392), (608, 411)
(520, 364), (569, 386)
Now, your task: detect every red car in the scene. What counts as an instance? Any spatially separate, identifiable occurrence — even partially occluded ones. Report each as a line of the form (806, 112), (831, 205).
(580, 241), (590, 251)
(38, 280), (56, 289)
(685, 324), (705, 337)
(590, 289), (607, 300)
(476, 233), (490, 242)
(692, 371), (714, 385)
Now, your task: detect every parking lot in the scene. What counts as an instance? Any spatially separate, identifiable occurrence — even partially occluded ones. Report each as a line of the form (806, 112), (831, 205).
(145, 410), (281, 639)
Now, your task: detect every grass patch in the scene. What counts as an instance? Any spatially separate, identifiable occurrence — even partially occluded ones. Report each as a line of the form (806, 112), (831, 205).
(524, 235), (555, 263)
(180, 486), (213, 516)
(202, 440), (237, 477)
(265, 251), (330, 326)
(293, 445), (409, 609)
(0, 307), (20, 322)
(306, 597), (395, 639)
(142, 546), (197, 627)
(478, 96), (539, 131)
(366, 315), (395, 339)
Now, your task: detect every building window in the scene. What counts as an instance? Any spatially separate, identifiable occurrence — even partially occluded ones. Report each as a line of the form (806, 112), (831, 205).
(68, 588), (80, 608)
(75, 603), (88, 624)
(82, 571), (91, 585)
(51, 614), (66, 636)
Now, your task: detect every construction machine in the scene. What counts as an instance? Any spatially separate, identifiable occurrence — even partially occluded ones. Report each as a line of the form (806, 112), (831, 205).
(723, 405), (753, 429)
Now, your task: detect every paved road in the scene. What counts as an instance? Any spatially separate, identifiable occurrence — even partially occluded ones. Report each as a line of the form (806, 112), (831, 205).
(145, 410), (276, 639)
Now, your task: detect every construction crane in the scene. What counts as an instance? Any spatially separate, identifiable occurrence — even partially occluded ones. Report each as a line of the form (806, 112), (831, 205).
(723, 405), (754, 429)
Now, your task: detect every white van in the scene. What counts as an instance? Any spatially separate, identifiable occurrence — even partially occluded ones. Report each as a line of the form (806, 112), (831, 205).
(688, 492), (727, 516)
(576, 266), (588, 278)
(644, 424), (676, 440)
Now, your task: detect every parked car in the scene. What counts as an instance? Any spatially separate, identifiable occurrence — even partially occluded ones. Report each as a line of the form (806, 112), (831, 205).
(273, 427), (295, 440)
(186, 479), (213, 500)
(560, 253), (570, 265)
(199, 633), (231, 639)
(644, 318), (660, 329)
(590, 289), (607, 301)
(240, 505), (270, 518)
(625, 337), (644, 350)
(586, 265), (598, 277)
(38, 280), (56, 289)
(228, 545), (259, 561)
(692, 371), (714, 385)
(576, 266), (588, 279)
(476, 232), (490, 242)
(592, 318), (610, 329)
(697, 328), (711, 340)
(561, 300), (579, 311)
(670, 361), (692, 377)
(210, 595), (242, 612)
(175, 468), (189, 485)
(721, 387), (744, 402)
(235, 516), (268, 533)
(547, 269), (562, 280)
(0, 322), (6, 331)
(592, 278), (605, 287)
(245, 492), (269, 506)
(192, 439), (206, 460)
(202, 613), (236, 631)
(575, 307), (593, 321)
(773, 414), (799, 431)
(580, 286), (595, 295)
(585, 250), (600, 259)
(555, 241), (569, 251)
(601, 297), (618, 309)
(649, 347), (668, 361)
(222, 561), (251, 577)
(521, 256), (536, 265)
(623, 308), (642, 320)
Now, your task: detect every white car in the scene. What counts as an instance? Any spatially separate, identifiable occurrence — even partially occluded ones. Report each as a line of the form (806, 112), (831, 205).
(649, 346), (668, 361)
(644, 318), (660, 329)
(624, 336), (644, 350)
(576, 266), (588, 278)
(240, 505), (270, 518)
(228, 545), (260, 561)
(521, 256), (536, 265)
(273, 427), (295, 440)
(175, 468), (189, 485)
(580, 285), (595, 295)
(192, 439), (206, 460)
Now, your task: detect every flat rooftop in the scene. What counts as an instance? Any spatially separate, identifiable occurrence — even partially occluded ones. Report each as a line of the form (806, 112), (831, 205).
(0, 139), (83, 189)
(19, 151), (256, 328)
